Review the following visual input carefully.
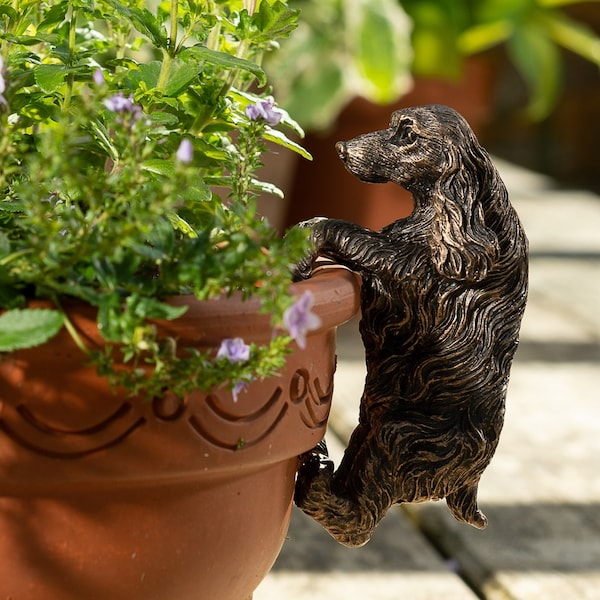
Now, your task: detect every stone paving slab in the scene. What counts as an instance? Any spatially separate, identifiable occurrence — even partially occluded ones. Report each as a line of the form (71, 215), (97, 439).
(258, 570), (477, 600)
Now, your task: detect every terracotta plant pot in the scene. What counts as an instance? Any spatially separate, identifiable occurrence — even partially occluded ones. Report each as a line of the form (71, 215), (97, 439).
(0, 268), (360, 600)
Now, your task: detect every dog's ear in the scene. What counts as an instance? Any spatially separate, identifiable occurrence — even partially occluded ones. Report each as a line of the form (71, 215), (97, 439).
(428, 142), (500, 282)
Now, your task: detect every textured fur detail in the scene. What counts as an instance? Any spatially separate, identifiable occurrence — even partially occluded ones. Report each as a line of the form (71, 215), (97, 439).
(294, 105), (528, 547)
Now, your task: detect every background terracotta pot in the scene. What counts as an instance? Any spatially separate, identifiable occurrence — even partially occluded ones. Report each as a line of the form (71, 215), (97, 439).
(0, 268), (360, 600)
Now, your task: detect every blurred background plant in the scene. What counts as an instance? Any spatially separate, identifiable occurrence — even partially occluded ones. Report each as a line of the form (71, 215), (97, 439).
(263, 0), (413, 131)
(267, 0), (600, 129)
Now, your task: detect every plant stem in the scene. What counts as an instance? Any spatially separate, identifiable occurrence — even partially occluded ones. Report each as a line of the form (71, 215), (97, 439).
(61, 311), (91, 356)
(63, 5), (78, 110)
(169, 0), (179, 52)
(206, 1), (220, 51)
(156, 0), (179, 90)
(0, 248), (33, 267)
(49, 293), (90, 356)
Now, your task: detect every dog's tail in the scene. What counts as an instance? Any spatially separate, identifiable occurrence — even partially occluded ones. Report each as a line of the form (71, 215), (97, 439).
(446, 483), (488, 529)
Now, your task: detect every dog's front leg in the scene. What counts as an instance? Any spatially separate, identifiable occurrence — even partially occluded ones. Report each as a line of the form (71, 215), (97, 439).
(295, 217), (396, 278)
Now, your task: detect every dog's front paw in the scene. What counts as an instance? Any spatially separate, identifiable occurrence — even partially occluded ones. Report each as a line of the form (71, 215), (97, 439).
(298, 216), (328, 230)
(295, 440), (334, 508)
(292, 253), (316, 281)
(291, 218), (329, 281)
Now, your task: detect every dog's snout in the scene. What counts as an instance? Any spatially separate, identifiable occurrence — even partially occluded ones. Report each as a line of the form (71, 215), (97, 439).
(336, 141), (348, 162)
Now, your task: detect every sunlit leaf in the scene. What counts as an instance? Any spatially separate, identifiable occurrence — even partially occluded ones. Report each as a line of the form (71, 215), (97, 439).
(181, 46), (266, 86)
(262, 128), (312, 160)
(34, 64), (66, 93)
(107, 0), (168, 49)
(0, 308), (64, 352)
(507, 22), (562, 120)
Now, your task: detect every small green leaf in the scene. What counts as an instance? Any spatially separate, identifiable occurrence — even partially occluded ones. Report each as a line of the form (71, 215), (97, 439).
(89, 120), (119, 163)
(0, 6), (18, 23)
(182, 46), (266, 87)
(262, 128), (312, 160)
(249, 179), (284, 199)
(252, 1), (299, 43)
(34, 64), (67, 93)
(0, 202), (24, 213)
(37, 3), (70, 31)
(107, 0), (168, 49)
(165, 62), (201, 97)
(167, 213), (198, 238)
(143, 299), (188, 321)
(0, 33), (59, 46)
(147, 111), (179, 127)
(202, 176), (231, 188)
(128, 61), (161, 89)
(142, 159), (176, 176)
(0, 308), (65, 352)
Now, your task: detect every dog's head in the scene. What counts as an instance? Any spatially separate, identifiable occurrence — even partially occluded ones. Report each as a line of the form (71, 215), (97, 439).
(336, 104), (483, 188)
(337, 104), (503, 282)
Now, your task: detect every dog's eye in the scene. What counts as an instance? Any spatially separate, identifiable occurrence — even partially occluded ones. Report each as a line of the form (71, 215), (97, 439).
(389, 125), (418, 146)
(404, 127), (418, 142)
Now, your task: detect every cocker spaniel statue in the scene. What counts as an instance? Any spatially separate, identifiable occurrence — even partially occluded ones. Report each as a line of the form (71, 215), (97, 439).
(294, 104), (529, 547)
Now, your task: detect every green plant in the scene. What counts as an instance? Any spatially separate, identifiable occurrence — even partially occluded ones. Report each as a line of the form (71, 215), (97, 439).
(404, 0), (600, 120)
(267, 0), (600, 129)
(0, 0), (315, 399)
(264, 0), (413, 130)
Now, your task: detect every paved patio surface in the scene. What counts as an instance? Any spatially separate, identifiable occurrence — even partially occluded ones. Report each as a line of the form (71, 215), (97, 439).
(256, 158), (600, 600)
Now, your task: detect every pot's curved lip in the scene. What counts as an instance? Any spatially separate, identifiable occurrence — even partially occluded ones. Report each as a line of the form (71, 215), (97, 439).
(21, 267), (361, 346)
(163, 266), (361, 345)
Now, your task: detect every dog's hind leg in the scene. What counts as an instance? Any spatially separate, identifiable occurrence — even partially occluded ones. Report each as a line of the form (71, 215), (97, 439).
(446, 482), (488, 529)
(295, 422), (398, 548)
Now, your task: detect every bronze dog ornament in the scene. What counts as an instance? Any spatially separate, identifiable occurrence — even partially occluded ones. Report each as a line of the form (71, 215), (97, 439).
(294, 104), (529, 548)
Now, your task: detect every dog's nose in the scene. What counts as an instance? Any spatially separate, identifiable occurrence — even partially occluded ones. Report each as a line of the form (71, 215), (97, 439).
(335, 141), (348, 162)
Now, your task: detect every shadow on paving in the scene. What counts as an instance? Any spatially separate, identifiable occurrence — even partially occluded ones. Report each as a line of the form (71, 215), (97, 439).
(276, 502), (600, 575)
(272, 505), (458, 574)
(408, 501), (600, 574)
(516, 341), (600, 363)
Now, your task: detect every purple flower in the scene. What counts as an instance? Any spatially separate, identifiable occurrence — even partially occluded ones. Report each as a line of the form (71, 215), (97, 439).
(283, 291), (321, 350)
(217, 337), (251, 363)
(103, 92), (139, 115)
(232, 380), (248, 403)
(217, 338), (251, 403)
(245, 97), (282, 126)
(0, 56), (7, 106)
(176, 138), (193, 163)
(93, 68), (105, 87)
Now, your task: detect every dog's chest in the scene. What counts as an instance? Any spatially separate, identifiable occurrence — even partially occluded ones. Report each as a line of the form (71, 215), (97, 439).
(359, 273), (425, 342)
